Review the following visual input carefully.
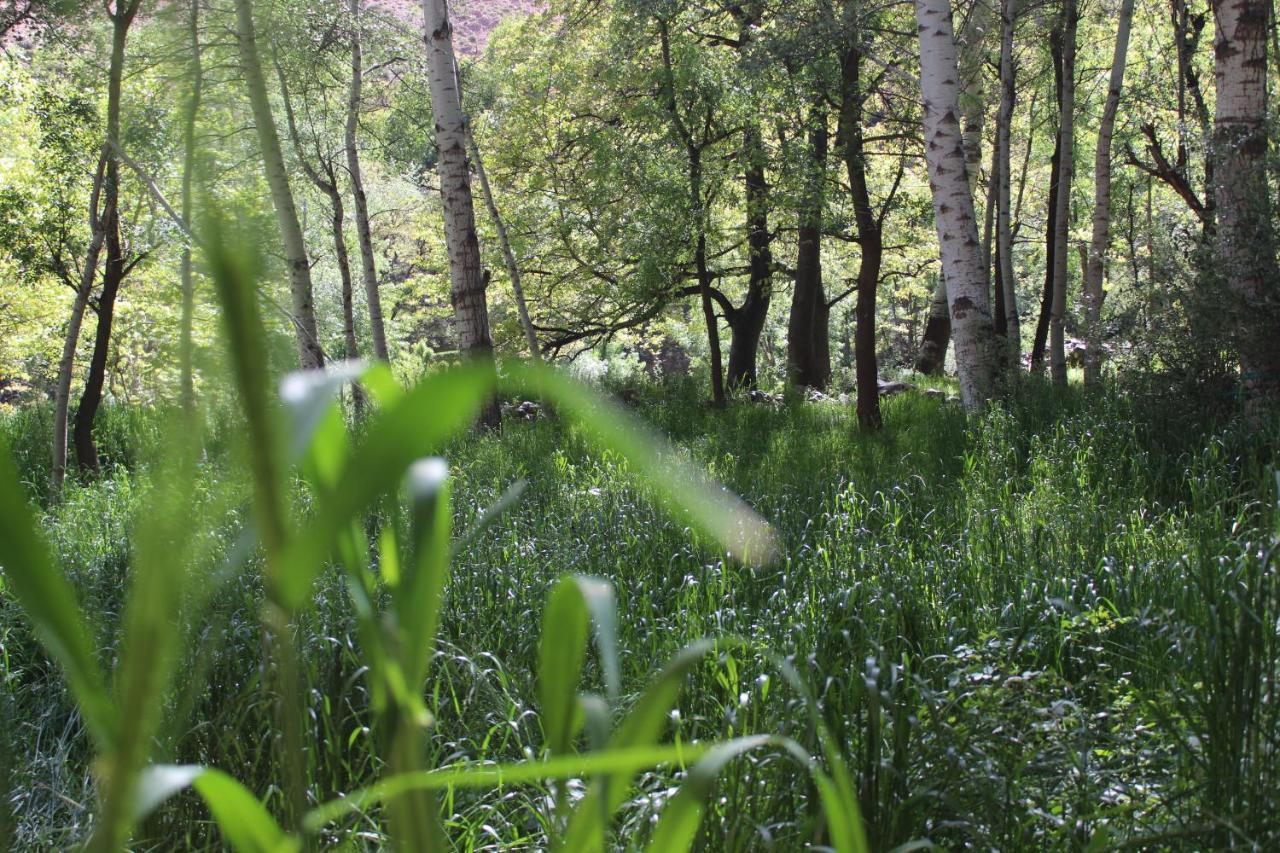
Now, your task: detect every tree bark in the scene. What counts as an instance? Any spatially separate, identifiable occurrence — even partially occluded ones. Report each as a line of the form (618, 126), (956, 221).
(235, 0), (324, 370)
(839, 42), (884, 429)
(914, 0), (1001, 410)
(1031, 32), (1064, 371)
(71, 2), (141, 475)
(467, 126), (540, 360)
(1049, 0), (1077, 386)
(1082, 0), (1135, 385)
(424, 0), (500, 426)
(179, 0), (202, 414)
(788, 104), (831, 391)
(1212, 0), (1280, 412)
(996, 0), (1021, 368)
(726, 124), (772, 389)
(346, 0), (389, 362)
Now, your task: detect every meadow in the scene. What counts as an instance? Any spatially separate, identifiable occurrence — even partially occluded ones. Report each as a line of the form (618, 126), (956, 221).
(2, 372), (1277, 849)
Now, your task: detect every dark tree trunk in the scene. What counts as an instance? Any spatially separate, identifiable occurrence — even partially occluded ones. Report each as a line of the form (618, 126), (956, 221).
(840, 40), (884, 428)
(726, 125), (772, 389)
(788, 105), (831, 390)
(913, 280), (950, 375)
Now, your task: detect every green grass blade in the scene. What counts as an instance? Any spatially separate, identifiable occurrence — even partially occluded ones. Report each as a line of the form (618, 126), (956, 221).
(0, 439), (115, 751)
(539, 577), (592, 755)
(503, 362), (777, 566)
(559, 639), (718, 851)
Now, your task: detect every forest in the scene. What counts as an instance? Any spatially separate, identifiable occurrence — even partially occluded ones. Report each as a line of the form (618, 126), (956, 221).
(0, 0), (1278, 848)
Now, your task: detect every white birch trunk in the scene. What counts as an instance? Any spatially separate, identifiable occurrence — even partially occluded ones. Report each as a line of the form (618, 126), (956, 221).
(1212, 0), (1280, 412)
(346, 0), (389, 362)
(234, 0), (324, 370)
(1082, 0), (1135, 386)
(1049, 0), (1077, 386)
(423, 0), (499, 425)
(915, 0), (1001, 410)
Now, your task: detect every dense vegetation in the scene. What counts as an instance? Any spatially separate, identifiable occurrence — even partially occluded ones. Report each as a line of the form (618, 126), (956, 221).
(1, 0), (1280, 849)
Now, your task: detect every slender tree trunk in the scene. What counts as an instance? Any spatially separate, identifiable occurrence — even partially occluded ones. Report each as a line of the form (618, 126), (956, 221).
(840, 43), (883, 429)
(179, 0), (202, 414)
(915, 0), (1001, 410)
(1082, 0), (1135, 385)
(346, 0), (389, 362)
(72, 2), (141, 474)
(1212, 0), (1280, 412)
(235, 0), (324, 370)
(657, 22), (725, 405)
(726, 124), (772, 389)
(467, 127), (540, 360)
(1031, 31), (1064, 371)
(1049, 0), (1077, 386)
(788, 105), (831, 390)
(996, 0), (1021, 367)
(51, 157), (105, 496)
(424, 0), (500, 426)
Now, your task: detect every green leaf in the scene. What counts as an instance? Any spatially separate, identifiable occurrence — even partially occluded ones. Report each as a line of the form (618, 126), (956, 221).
(0, 439), (115, 750)
(302, 743), (708, 833)
(503, 362), (777, 566)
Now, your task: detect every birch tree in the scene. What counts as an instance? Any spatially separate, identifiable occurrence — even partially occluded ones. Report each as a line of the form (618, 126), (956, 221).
(424, 0), (500, 426)
(345, 0), (389, 362)
(914, 0), (1000, 409)
(1212, 0), (1280, 411)
(1082, 0), (1135, 385)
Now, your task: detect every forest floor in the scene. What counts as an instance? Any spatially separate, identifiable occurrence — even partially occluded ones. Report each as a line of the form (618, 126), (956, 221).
(1, 379), (1278, 849)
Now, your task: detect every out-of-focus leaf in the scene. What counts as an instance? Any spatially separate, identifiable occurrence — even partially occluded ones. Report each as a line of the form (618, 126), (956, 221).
(503, 362), (777, 566)
(302, 743), (707, 833)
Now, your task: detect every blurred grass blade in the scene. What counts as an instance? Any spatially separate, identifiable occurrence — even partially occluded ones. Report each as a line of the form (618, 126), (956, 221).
(276, 362), (497, 610)
(503, 362), (777, 565)
(574, 577), (620, 703)
(302, 743), (708, 833)
(539, 577), (592, 755)
(192, 768), (298, 853)
(402, 457), (451, 688)
(132, 765), (296, 852)
(0, 439), (115, 750)
(279, 360), (368, 465)
(133, 764), (204, 822)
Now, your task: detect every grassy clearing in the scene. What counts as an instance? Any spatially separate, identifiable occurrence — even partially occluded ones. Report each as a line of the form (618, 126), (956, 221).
(1, 380), (1278, 849)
